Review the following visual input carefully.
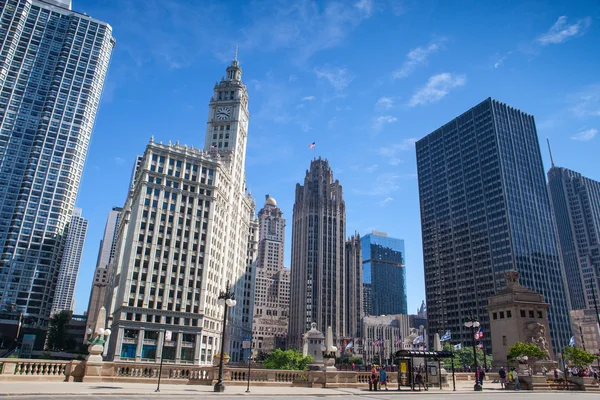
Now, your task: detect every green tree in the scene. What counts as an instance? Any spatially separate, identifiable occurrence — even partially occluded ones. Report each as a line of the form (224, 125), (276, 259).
(562, 346), (598, 368)
(263, 349), (313, 370)
(442, 343), (491, 369)
(508, 341), (547, 370)
(46, 311), (72, 351)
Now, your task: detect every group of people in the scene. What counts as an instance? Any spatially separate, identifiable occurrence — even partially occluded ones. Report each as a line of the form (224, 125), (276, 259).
(369, 366), (389, 391)
(498, 367), (521, 390)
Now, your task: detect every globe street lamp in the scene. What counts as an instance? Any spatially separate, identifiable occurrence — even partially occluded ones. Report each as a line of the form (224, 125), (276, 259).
(214, 282), (236, 392)
(464, 316), (482, 391)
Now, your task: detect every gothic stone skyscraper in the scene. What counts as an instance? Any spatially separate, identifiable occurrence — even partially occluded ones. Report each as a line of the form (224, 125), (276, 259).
(548, 166), (600, 311)
(289, 159), (362, 347)
(416, 98), (572, 353)
(0, 0), (114, 321)
(252, 195), (290, 354)
(105, 59), (256, 364)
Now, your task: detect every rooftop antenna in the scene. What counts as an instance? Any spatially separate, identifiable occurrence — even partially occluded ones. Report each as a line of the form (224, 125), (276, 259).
(547, 138), (555, 168)
(234, 45), (238, 62)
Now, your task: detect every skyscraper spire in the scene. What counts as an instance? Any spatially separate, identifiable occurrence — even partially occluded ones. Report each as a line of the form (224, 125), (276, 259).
(547, 138), (555, 168)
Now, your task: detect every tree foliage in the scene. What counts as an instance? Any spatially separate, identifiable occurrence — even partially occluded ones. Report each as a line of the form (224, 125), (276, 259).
(263, 349), (313, 370)
(508, 341), (547, 361)
(562, 346), (598, 368)
(46, 311), (72, 351)
(442, 343), (491, 368)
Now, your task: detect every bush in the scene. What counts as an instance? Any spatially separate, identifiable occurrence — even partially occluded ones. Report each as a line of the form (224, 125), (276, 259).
(263, 349), (313, 370)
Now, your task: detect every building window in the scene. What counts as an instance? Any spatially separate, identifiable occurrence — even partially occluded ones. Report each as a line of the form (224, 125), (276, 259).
(537, 311), (543, 319)
(520, 310), (526, 317)
(120, 343), (136, 358)
(529, 310), (534, 318)
(502, 336), (507, 346)
(493, 312), (497, 320)
(499, 311), (505, 319)
(506, 310), (512, 318)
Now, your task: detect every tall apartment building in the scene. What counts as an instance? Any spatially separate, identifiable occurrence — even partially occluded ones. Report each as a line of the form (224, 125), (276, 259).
(416, 98), (572, 353)
(50, 207), (87, 313)
(0, 0), (114, 322)
(84, 206), (122, 339)
(105, 59), (256, 365)
(547, 166), (600, 311)
(361, 231), (406, 316)
(288, 159), (362, 348)
(252, 195), (290, 354)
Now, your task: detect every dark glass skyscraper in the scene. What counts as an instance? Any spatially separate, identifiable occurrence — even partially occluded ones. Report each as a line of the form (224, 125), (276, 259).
(361, 231), (407, 316)
(0, 0), (114, 321)
(416, 98), (571, 353)
(548, 166), (600, 311)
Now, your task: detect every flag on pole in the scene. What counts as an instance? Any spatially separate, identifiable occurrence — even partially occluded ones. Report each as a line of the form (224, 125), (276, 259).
(440, 330), (451, 342)
(210, 145), (217, 151)
(453, 343), (462, 351)
(308, 142), (316, 150)
(569, 336), (575, 347)
(395, 339), (403, 346)
(345, 341), (353, 350)
(477, 342), (484, 349)
(474, 327), (483, 340)
(412, 335), (423, 345)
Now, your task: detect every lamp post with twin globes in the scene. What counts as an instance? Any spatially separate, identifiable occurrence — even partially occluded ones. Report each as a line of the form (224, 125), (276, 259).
(214, 282), (236, 392)
(464, 316), (482, 391)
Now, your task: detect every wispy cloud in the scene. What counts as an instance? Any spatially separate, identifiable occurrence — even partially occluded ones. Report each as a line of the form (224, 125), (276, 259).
(365, 164), (379, 173)
(378, 138), (417, 157)
(354, 0), (373, 17)
(372, 115), (398, 133)
(393, 38), (447, 79)
(569, 84), (600, 117)
(314, 65), (355, 91)
(571, 128), (597, 141)
(409, 73), (466, 107)
(380, 197), (394, 206)
(114, 157), (125, 165)
(289, 74), (298, 82)
(493, 52), (511, 69)
(388, 158), (403, 166)
(302, 96), (316, 101)
(536, 16), (592, 45)
(376, 97), (394, 110)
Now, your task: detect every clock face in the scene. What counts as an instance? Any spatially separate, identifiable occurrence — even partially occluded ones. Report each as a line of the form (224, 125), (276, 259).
(216, 107), (231, 121)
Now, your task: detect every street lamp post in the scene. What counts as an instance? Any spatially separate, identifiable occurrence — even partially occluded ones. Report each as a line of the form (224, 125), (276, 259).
(464, 315), (482, 391)
(214, 282), (236, 393)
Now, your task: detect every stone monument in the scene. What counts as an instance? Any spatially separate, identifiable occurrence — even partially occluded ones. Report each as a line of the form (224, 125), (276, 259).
(303, 322), (325, 367)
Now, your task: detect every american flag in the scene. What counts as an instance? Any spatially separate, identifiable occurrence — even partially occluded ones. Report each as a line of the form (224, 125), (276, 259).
(308, 142), (316, 150)
(474, 327), (483, 340)
(210, 145), (217, 151)
(373, 338), (383, 346)
(477, 342), (484, 349)
(395, 339), (403, 346)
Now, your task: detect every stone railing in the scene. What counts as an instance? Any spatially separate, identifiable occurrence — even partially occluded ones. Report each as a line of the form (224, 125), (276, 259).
(0, 359), (70, 381)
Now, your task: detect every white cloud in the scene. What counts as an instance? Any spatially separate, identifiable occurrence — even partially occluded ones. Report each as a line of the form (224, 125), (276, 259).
(393, 38), (447, 79)
(302, 95), (316, 101)
(364, 164), (379, 173)
(537, 16), (591, 45)
(493, 53), (511, 69)
(289, 74), (298, 82)
(376, 97), (394, 110)
(409, 73), (466, 107)
(372, 173), (401, 196)
(314, 65), (354, 91)
(571, 128), (597, 141)
(372, 115), (398, 133)
(389, 158), (403, 166)
(114, 157), (125, 165)
(569, 84), (600, 117)
(354, 0), (373, 17)
(380, 197), (394, 205)
(378, 138), (417, 157)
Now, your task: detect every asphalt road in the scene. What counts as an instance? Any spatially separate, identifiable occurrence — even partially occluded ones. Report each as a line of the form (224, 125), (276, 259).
(1, 392), (599, 400)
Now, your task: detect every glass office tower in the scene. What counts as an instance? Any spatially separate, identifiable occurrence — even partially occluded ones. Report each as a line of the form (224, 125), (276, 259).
(416, 98), (572, 353)
(361, 231), (407, 316)
(548, 166), (600, 311)
(0, 0), (114, 322)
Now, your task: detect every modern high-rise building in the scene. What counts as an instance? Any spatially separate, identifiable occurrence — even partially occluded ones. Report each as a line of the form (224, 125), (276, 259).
(416, 98), (572, 353)
(252, 195), (291, 354)
(548, 166), (600, 311)
(50, 207), (87, 314)
(288, 159), (362, 348)
(361, 231), (407, 316)
(84, 206), (122, 340)
(105, 58), (256, 365)
(0, 0), (114, 323)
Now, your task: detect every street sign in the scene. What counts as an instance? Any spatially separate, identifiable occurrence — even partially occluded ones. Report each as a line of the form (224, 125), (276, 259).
(243, 340), (251, 349)
(165, 330), (172, 342)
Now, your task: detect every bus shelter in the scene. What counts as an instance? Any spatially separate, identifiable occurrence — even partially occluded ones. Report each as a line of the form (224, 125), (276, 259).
(394, 350), (456, 391)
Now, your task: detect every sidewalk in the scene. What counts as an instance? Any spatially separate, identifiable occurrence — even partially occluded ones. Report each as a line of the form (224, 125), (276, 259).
(0, 380), (504, 397)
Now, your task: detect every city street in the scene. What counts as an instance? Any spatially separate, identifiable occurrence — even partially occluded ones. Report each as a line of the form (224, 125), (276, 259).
(0, 381), (598, 399)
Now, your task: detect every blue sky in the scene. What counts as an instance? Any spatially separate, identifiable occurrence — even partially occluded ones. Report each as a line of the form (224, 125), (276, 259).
(72, 0), (600, 315)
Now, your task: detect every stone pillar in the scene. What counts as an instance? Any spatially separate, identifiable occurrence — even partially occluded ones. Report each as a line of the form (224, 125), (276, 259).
(175, 330), (183, 363)
(136, 329), (145, 361)
(194, 333), (202, 364)
(156, 330), (164, 363)
(112, 327), (125, 361)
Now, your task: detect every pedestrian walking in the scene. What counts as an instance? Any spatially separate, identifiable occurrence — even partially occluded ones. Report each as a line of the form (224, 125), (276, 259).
(512, 368), (520, 391)
(498, 367), (507, 389)
(379, 368), (388, 390)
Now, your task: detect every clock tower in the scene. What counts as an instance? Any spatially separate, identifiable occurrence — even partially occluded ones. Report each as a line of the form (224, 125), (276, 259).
(204, 57), (249, 191)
